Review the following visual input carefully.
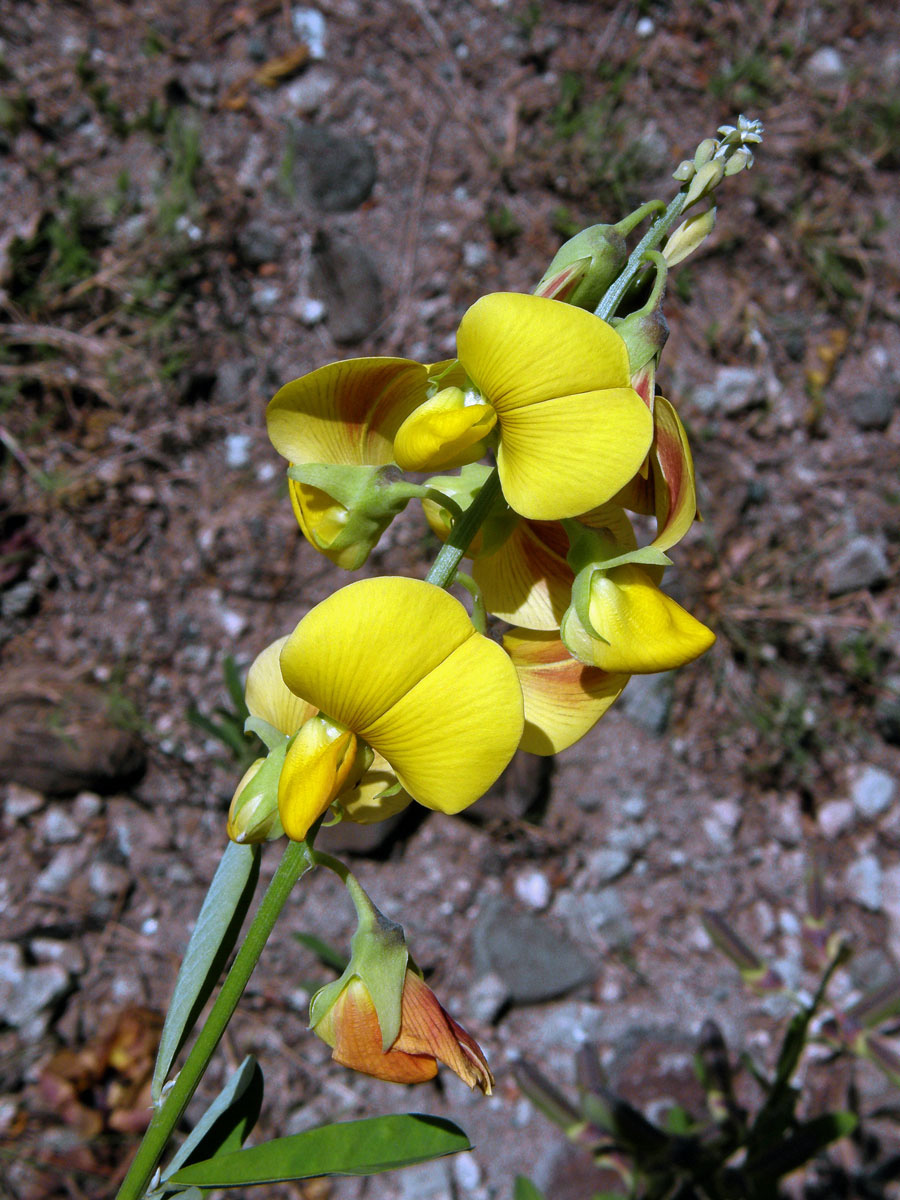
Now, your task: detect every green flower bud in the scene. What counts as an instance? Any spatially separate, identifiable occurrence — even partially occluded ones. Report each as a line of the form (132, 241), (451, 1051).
(535, 223), (628, 313)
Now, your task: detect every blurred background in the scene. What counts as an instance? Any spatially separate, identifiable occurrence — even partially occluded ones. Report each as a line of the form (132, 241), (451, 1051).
(1, 1), (899, 1196)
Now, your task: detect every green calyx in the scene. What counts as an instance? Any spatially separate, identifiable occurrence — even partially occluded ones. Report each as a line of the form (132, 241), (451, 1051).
(228, 739), (289, 843)
(424, 463), (518, 557)
(563, 519), (672, 641)
(611, 250), (669, 375)
(287, 463), (444, 570)
(308, 870), (410, 1052)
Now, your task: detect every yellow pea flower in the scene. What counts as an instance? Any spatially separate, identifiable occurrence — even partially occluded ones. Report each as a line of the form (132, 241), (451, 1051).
(503, 628), (629, 754)
(561, 563), (715, 674)
(278, 577), (523, 839)
(395, 292), (654, 521)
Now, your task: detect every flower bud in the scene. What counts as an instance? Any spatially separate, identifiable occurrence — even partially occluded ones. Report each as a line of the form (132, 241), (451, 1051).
(662, 208), (716, 267)
(534, 224), (628, 313)
(226, 746), (287, 844)
(312, 970), (494, 1093)
(683, 159), (726, 209)
(422, 463), (518, 558)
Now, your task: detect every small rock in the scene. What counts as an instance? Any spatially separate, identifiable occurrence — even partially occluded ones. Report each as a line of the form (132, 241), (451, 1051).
(467, 972), (509, 1024)
(805, 46), (847, 88)
(1, 579), (38, 618)
(472, 899), (594, 1003)
(846, 854), (883, 911)
(851, 765), (896, 819)
(236, 220), (284, 267)
(224, 433), (252, 468)
(617, 672), (674, 734)
(216, 359), (256, 406)
(845, 386), (898, 431)
(251, 283), (282, 312)
(584, 847), (632, 885)
(622, 794), (648, 820)
(88, 860), (132, 898)
(0, 942), (69, 1028)
(817, 799), (854, 839)
(292, 125), (376, 213)
(554, 888), (633, 950)
(513, 869), (551, 910)
(41, 806), (80, 844)
(4, 783), (45, 819)
(284, 67), (336, 113)
(292, 7), (327, 58)
(463, 243), (489, 269)
(692, 366), (767, 415)
(293, 296), (326, 325)
(29, 938), (86, 975)
(36, 847), (85, 894)
(453, 1154), (482, 1191)
(883, 866), (900, 954)
(635, 16), (654, 36)
(849, 947), (895, 993)
(823, 535), (890, 596)
(310, 231), (382, 344)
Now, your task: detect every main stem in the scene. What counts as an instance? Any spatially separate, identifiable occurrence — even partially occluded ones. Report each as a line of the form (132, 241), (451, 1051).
(595, 190), (686, 323)
(116, 840), (314, 1200)
(425, 467), (502, 589)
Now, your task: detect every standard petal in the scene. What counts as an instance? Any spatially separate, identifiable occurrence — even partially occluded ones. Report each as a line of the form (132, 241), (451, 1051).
(496, 390), (654, 520)
(280, 578), (478, 733)
(245, 637), (318, 736)
(267, 358), (427, 466)
(359, 635), (523, 813)
(503, 628), (629, 754)
(473, 520), (572, 631)
(457, 292), (632, 411)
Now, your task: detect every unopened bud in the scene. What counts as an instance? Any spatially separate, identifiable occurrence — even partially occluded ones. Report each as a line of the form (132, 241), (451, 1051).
(672, 159), (695, 182)
(693, 138), (717, 169)
(724, 146), (754, 175)
(683, 159), (726, 208)
(227, 748), (287, 844)
(662, 208), (716, 266)
(535, 223), (628, 313)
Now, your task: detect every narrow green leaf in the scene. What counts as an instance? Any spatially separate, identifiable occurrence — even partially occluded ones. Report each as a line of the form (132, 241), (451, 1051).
(743, 1111), (857, 1182)
(151, 841), (261, 1102)
(223, 655), (250, 718)
(293, 931), (349, 973)
(168, 1114), (471, 1185)
(514, 1176), (547, 1200)
(161, 1057), (263, 1180)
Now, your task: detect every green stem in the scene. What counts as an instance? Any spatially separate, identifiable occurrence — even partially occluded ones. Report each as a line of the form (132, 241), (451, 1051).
(594, 191), (686, 323)
(425, 467), (502, 589)
(116, 840), (315, 1200)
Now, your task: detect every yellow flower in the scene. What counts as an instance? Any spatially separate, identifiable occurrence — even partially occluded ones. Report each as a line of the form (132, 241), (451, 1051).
(561, 563), (715, 674)
(395, 292), (654, 521)
(312, 970), (493, 1092)
(503, 628), (629, 754)
(277, 577), (523, 839)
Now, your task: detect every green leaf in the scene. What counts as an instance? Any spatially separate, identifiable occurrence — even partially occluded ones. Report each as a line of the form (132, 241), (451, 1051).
(161, 1057), (263, 1180)
(292, 932), (349, 973)
(743, 1111), (857, 1183)
(167, 1114), (471, 1185)
(151, 841), (261, 1102)
(223, 655), (250, 718)
(514, 1177), (547, 1200)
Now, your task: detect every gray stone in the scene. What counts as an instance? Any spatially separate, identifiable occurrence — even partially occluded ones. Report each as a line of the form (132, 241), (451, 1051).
(236, 220), (284, 267)
(88, 860), (131, 898)
(617, 672), (674, 734)
(513, 869), (551, 910)
(852, 765), (896, 819)
(805, 47), (847, 88)
(1, 579), (38, 618)
(824, 536), (890, 596)
(396, 1159), (450, 1200)
(467, 972), (509, 1024)
(876, 694), (900, 746)
(311, 232), (383, 345)
(622, 794), (648, 820)
(4, 783), (45, 820)
(216, 359), (256, 406)
(817, 799), (854, 840)
(292, 125), (376, 213)
(41, 806), (80, 844)
(472, 899), (594, 1004)
(607, 820), (656, 855)
(0, 942), (69, 1028)
(846, 854), (883, 911)
(36, 847), (84, 894)
(692, 366), (766, 415)
(284, 68), (336, 114)
(553, 888), (633, 949)
(584, 847), (632, 885)
(29, 938), (86, 975)
(849, 947), (896, 993)
(845, 386), (898, 431)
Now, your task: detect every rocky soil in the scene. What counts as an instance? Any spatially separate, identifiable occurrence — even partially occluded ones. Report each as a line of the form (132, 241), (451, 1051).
(1, 1), (900, 1197)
